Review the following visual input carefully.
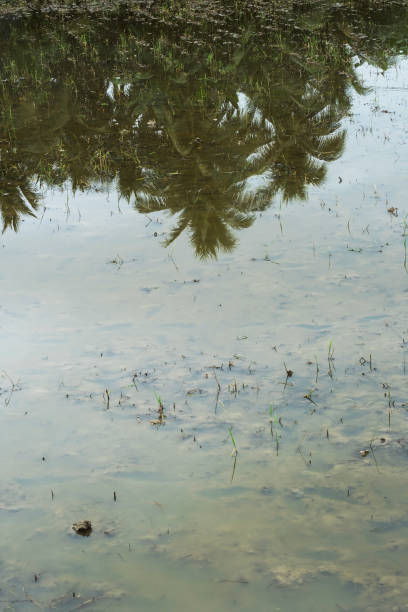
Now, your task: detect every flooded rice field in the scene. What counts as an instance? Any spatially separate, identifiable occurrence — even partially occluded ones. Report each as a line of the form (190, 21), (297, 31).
(1, 2), (408, 610)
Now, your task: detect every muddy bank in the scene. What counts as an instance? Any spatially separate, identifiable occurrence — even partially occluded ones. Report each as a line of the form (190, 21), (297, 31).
(1, 0), (408, 20)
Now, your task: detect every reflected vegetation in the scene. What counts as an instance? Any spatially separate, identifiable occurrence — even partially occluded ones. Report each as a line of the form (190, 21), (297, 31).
(1, 4), (408, 611)
(1, 1), (408, 255)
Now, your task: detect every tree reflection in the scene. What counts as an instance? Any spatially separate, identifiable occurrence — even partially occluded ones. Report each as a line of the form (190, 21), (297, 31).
(0, 176), (40, 232)
(130, 98), (274, 258)
(0, 2), (406, 255)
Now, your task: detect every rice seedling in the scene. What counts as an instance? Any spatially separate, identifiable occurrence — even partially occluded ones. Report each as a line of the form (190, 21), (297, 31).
(228, 425), (238, 456)
(151, 391), (165, 425)
(386, 389), (395, 429)
(229, 379), (238, 396)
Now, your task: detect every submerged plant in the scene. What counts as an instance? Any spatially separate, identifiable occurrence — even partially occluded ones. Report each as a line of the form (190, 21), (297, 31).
(269, 404), (280, 455)
(328, 341), (335, 378)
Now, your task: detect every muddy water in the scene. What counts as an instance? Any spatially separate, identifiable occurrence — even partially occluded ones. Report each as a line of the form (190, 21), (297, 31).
(1, 7), (408, 612)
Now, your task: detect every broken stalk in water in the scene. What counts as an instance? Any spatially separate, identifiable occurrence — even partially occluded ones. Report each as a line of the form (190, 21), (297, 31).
(228, 426), (238, 482)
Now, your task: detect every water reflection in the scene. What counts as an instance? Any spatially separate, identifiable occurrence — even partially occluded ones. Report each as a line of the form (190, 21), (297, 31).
(0, 2), (407, 255)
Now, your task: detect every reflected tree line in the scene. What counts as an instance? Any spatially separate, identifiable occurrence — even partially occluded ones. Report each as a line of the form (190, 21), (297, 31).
(0, 1), (407, 257)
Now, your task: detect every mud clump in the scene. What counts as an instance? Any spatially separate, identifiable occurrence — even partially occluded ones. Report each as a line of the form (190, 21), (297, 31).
(72, 520), (92, 536)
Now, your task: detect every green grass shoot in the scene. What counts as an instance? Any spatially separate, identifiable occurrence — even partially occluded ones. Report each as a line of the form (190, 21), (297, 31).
(228, 426), (238, 455)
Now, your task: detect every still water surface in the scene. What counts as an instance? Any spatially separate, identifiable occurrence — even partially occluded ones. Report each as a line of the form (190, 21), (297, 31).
(1, 6), (408, 611)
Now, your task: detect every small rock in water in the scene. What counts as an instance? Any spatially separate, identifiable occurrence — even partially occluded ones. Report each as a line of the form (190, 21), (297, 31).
(359, 450), (370, 457)
(72, 520), (92, 536)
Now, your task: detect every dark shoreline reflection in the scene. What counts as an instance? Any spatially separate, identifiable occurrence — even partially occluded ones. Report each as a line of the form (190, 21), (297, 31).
(1, 2), (407, 257)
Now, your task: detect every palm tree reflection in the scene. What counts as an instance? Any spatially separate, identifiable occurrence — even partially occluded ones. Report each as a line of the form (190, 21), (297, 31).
(0, 3), (405, 255)
(131, 98), (274, 258)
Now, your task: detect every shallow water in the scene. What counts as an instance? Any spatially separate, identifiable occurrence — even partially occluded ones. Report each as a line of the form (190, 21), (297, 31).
(1, 5), (408, 611)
